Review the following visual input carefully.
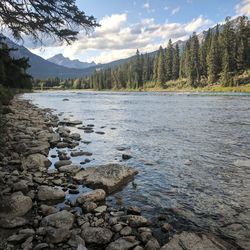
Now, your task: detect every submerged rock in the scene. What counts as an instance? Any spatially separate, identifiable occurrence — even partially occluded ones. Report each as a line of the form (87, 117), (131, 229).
(160, 232), (228, 250)
(73, 164), (138, 194)
(59, 120), (82, 126)
(58, 164), (81, 174)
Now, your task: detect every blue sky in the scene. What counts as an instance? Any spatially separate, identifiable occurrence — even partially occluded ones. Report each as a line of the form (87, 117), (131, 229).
(28, 0), (250, 63)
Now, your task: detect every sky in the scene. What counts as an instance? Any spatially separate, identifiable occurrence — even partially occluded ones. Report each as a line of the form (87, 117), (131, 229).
(25, 0), (250, 64)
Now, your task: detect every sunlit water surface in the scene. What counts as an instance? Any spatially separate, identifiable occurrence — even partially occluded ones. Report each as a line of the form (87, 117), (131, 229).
(22, 91), (250, 248)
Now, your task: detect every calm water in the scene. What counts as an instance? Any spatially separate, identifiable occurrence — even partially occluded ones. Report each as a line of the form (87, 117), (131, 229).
(22, 91), (250, 248)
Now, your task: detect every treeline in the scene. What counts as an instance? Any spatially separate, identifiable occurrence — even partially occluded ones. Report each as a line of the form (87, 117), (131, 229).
(33, 77), (90, 89)
(86, 16), (250, 89)
(0, 36), (32, 90)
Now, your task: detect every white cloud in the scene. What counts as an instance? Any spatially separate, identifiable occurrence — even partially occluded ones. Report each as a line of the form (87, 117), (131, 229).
(164, 6), (169, 11)
(235, 0), (250, 16)
(28, 14), (213, 64)
(172, 7), (180, 15)
(143, 2), (150, 10)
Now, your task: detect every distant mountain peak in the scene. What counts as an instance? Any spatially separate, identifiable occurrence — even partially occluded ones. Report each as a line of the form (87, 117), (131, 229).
(47, 54), (96, 69)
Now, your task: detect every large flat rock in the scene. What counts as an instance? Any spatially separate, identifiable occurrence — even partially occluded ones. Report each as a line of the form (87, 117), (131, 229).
(73, 164), (138, 194)
(161, 232), (228, 250)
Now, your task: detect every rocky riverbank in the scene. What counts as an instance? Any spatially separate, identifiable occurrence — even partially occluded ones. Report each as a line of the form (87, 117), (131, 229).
(0, 97), (239, 250)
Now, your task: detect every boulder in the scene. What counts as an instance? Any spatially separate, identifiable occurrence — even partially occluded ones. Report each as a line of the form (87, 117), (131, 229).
(58, 164), (81, 174)
(54, 160), (72, 168)
(77, 189), (106, 204)
(59, 120), (82, 126)
(40, 204), (58, 215)
(82, 201), (97, 213)
(37, 185), (65, 201)
(70, 133), (81, 141)
(0, 191), (32, 218)
(160, 232), (227, 250)
(22, 154), (51, 171)
(73, 164), (138, 194)
(81, 227), (113, 244)
(41, 210), (74, 229)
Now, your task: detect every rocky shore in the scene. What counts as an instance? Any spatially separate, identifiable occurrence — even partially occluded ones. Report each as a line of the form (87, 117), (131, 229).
(0, 97), (239, 250)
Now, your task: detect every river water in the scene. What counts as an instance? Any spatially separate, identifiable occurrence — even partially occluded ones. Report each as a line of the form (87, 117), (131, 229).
(23, 91), (250, 249)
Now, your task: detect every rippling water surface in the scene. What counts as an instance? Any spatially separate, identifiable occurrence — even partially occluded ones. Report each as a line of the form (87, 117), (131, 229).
(23, 91), (250, 248)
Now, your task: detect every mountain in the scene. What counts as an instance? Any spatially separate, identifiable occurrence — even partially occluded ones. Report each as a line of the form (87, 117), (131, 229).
(47, 54), (96, 69)
(1, 35), (95, 79)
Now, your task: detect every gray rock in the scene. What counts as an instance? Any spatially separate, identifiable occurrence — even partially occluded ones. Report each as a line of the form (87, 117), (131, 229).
(38, 185), (65, 201)
(59, 120), (83, 126)
(127, 206), (141, 215)
(94, 205), (107, 213)
(145, 238), (160, 250)
(22, 154), (51, 171)
(58, 164), (81, 174)
(73, 164), (138, 194)
(77, 189), (106, 204)
(40, 204), (58, 215)
(82, 202), (97, 213)
(7, 233), (28, 243)
(13, 180), (29, 193)
(19, 228), (35, 236)
(56, 142), (69, 148)
(70, 133), (81, 141)
(106, 237), (140, 250)
(0, 191), (32, 218)
(81, 227), (113, 244)
(54, 160), (72, 168)
(0, 217), (28, 228)
(33, 243), (49, 250)
(46, 227), (71, 243)
(126, 215), (150, 228)
(160, 232), (227, 250)
(41, 210), (74, 229)
(120, 226), (132, 236)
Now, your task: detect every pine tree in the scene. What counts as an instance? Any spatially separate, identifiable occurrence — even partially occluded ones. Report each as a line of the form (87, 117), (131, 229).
(165, 39), (173, 81)
(134, 49), (142, 88)
(172, 44), (180, 80)
(157, 46), (167, 86)
(221, 49), (232, 87)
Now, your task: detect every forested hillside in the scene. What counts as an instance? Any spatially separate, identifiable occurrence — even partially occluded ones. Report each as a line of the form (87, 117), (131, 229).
(85, 16), (250, 90)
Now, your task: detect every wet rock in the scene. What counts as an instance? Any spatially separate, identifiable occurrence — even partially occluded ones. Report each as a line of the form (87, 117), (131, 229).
(22, 153), (51, 171)
(95, 131), (105, 135)
(77, 189), (106, 204)
(63, 98), (69, 101)
(57, 127), (70, 137)
(41, 210), (74, 229)
(46, 227), (71, 244)
(19, 228), (35, 236)
(127, 206), (141, 215)
(70, 151), (86, 157)
(49, 133), (61, 146)
(59, 120), (82, 126)
(70, 133), (81, 141)
(58, 164), (81, 174)
(125, 215), (150, 228)
(73, 164), (138, 194)
(160, 232), (227, 250)
(81, 227), (113, 244)
(112, 223), (123, 232)
(161, 223), (172, 232)
(122, 154), (132, 160)
(0, 191), (32, 218)
(184, 159), (192, 166)
(56, 142), (69, 148)
(106, 237), (140, 250)
(54, 160), (72, 168)
(82, 202), (97, 213)
(37, 185), (65, 201)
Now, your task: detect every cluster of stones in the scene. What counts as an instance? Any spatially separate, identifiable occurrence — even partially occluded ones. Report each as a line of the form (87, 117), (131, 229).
(0, 98), (234, 250)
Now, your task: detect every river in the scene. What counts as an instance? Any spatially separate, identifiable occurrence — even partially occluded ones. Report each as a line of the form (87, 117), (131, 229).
(22, 91), (250, 249)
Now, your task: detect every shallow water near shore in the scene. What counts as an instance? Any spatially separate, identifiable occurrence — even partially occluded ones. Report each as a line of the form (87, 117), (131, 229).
(22, 90), (250, 248)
